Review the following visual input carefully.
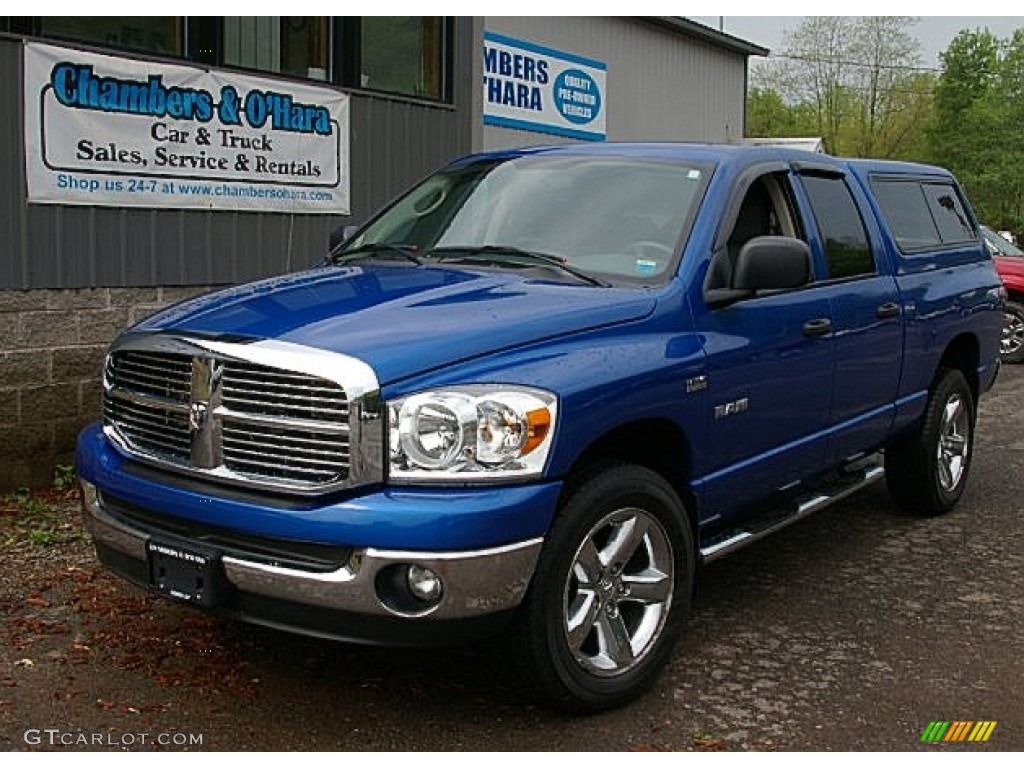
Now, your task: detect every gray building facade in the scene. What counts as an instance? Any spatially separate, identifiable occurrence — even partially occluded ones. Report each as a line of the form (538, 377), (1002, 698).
(476, 17), (759, 151)
(0, 16), (765, 489)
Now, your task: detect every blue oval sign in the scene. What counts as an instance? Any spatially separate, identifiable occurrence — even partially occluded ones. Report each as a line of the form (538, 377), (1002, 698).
(553, 69), (601, 125)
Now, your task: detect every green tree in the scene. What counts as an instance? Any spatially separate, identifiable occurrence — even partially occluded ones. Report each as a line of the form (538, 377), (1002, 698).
(750, 16), (929, 158)
(852, 70), (935, 161)
(927, 28), (1024, 232)
(754, 16), (858, 152)
(746, 86), (817, 138)
(849, 17), (929, 156)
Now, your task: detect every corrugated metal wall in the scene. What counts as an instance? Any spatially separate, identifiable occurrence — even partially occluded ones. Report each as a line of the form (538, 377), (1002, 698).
(481, 17), (748, 151)
(0, 20), (474, 290)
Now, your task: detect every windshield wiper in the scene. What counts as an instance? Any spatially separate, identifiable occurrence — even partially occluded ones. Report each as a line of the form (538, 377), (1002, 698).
(427, 245), (608, 287)
(330, 243), (423, 265)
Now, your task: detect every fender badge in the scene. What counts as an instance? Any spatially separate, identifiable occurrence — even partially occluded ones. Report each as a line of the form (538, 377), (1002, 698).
(686, 375), (708, 393)
(714, 397), (749, 419)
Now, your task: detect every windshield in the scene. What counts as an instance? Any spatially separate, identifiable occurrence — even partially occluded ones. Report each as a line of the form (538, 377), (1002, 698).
(981, 226), (1024, 257)
(347, 155), (710, 285)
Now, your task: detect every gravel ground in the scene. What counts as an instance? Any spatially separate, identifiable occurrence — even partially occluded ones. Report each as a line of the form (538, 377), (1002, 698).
(2, 364), (1022, 752)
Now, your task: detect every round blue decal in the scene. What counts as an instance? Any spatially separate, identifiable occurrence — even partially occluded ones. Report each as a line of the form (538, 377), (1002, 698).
(553, 69), (602, 125)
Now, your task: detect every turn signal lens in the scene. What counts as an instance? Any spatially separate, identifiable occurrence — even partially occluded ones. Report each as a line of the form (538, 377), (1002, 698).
(523, 407), (552, 455)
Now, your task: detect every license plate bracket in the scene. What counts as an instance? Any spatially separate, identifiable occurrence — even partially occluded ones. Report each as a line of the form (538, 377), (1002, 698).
(147, 539), (228, 607)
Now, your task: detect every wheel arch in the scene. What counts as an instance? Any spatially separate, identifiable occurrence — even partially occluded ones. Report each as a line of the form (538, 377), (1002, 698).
(561, 418), (698, 536)
(937, 333), (980, 401)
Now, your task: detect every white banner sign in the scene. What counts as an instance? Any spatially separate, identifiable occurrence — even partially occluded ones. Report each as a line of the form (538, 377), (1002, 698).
(483, 32), (607, 142)
(24, 41), (350, 213)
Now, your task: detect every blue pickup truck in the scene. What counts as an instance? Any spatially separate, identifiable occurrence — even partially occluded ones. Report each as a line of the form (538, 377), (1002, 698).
(76, 143), (1003, 713)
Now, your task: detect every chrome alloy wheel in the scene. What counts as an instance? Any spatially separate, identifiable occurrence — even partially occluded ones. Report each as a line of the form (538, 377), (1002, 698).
(937, 392), (970, 492)
(1003, 310), (1024, 357)
(562, 508), (674, 677)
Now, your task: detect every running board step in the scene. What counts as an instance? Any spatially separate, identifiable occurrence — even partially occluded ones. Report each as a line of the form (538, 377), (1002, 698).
(699, 459), (885, 563)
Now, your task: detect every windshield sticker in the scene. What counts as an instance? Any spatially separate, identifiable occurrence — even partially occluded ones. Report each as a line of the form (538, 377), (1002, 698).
(634, 259), (658, 275)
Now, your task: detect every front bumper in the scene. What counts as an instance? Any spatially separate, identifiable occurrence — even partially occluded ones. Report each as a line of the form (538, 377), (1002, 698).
(81, 478), (543, 644)
(76, 423), (563, 645)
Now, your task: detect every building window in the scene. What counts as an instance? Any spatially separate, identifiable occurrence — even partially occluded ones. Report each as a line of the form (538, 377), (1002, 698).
(359, 17), (445, 99)
(15, 16), (451, 101)
(282, 17), (330, 81)
(223, 17), (331, 81)
(35, 17), (184, 57)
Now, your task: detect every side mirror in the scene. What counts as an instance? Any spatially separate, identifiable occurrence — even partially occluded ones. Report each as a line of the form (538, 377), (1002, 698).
(732, 236), (811, 292)
(329, 224), (361, 251)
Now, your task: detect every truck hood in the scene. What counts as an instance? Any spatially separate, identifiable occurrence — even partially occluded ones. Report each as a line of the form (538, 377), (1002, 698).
(133, 264), (657, 384)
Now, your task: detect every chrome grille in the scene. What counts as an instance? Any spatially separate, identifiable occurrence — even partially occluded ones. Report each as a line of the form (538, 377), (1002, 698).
(103, 348), (353, 492)
(222, 361), (349, 422)
(103, 351), (192, 462)
(106, 351), (192, 403)
(102, 395), (191, 462)
(222, 420), (349, 485)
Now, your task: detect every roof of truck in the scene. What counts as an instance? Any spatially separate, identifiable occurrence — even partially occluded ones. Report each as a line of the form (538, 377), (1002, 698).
(460, 142), (954, 179)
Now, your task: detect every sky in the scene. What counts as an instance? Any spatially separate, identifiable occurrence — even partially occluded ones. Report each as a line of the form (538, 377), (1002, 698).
(686, 16), (1024, 69)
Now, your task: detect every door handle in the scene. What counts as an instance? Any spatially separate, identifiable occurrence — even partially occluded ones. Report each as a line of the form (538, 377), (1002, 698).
(876, 302), (901, 319)
(802, 318), (833, 338)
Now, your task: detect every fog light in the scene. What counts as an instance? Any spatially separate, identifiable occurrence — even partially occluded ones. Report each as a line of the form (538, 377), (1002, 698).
(406, 565), (443, 603)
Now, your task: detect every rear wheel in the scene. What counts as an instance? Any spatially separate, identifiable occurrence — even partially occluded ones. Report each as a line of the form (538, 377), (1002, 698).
(1002, 300), (1024, 364)
(885, 368), (975, 515)
(512, 463), (694, 714)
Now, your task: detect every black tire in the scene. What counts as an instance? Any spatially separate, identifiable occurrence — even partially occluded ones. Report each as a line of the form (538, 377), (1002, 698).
(885, 368), (976, 516)
(510, 462), (694, 714)
(1002, 300), (1024, 364)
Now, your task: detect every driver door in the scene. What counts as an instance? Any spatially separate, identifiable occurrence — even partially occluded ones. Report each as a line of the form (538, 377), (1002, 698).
(691, 166), (835, 524)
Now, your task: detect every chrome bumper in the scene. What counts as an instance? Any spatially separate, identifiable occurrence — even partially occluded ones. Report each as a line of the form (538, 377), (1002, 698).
(81, 479), (542, 621)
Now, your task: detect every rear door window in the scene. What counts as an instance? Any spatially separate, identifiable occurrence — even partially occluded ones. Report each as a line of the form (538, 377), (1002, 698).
(801, 175), (876, 280)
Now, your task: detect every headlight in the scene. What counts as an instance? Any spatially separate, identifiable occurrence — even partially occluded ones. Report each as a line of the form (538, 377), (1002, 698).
(388, 385), (557, 483)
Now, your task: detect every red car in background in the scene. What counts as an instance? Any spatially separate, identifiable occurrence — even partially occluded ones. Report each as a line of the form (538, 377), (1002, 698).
(982, 226), (1024, 363)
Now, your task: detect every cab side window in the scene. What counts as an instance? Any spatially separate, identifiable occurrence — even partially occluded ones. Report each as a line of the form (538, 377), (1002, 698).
(801, 175), (875, 280)
(708, 173), (802, 290)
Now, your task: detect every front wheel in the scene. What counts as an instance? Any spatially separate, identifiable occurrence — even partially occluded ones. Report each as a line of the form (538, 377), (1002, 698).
(511, 463), (694, 714)
(885, 368), (975, 515)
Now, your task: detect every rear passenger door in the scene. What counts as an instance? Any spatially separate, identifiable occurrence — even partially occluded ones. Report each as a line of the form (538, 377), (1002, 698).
(791, 165), (902, 462)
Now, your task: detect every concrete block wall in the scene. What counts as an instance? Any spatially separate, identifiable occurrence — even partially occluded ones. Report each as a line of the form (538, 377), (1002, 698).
(0, 286), (216, 490)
